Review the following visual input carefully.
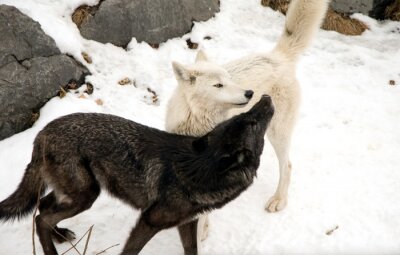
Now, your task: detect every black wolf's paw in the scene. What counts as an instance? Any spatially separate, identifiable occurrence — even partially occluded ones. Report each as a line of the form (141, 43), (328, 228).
(52, 227), (76, 243)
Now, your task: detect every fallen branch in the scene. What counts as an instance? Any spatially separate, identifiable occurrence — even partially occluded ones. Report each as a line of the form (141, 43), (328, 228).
(43, 220), (82, 255)
(32, 182), (43, 255)
(82, 225), (94, 255)
(96, 244), (120, 255)
(326, 225), (339, 235)
(32, 194), (115, 255)
(61, 225), (94, 255)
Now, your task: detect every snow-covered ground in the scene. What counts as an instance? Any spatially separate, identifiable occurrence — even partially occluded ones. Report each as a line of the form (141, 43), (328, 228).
(1, 0), (400, 254)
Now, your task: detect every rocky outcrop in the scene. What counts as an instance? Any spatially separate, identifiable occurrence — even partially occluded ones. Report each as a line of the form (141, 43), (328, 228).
(262, 0), (399, 35)
(331, 0), (376, 15)
(331, 0), (393, 19)
(0, 5), (88, 140)
(261, 0), (369, 36)
(76, 0), (220, 47)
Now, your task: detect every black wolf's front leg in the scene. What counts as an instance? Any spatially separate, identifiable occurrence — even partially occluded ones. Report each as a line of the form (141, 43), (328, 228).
(178, 219), (199, 255)
(120, 217), (159, 255)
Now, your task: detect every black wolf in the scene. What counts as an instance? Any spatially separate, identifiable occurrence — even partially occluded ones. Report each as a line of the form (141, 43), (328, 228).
(0, 95), (274, 255)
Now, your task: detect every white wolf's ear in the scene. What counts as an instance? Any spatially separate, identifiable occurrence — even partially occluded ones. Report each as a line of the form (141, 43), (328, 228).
(195, 50), (208, 62)
(172, 61), (191, 81)
(172, 61), (200, 84)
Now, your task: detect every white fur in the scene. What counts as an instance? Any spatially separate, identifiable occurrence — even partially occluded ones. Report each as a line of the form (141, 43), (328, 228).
(167, 61), (251, 136)
(166, 0), (329, 238)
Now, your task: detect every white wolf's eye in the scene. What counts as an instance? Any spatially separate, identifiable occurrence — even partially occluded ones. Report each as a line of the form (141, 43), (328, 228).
(213, 83), (223, 88)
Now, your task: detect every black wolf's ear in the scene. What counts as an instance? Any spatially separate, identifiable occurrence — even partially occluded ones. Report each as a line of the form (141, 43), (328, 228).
(192, 136), (208, 153)
(195, 50), (208, 62)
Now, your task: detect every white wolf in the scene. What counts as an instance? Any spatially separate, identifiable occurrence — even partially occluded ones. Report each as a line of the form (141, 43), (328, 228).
(166, 0), (329, 238)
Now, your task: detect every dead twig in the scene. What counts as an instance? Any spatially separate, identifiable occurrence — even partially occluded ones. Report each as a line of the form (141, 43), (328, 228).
(31, 184), (97, 255)
(61, 225), (94, 255)
(326, 225), (339, 235)
(96, 244), (120, 255)
(59, 86), (68, 98)
(32, 182), (43, 255)
(42, 220), (82, 255)
(82, 225), (94, 255)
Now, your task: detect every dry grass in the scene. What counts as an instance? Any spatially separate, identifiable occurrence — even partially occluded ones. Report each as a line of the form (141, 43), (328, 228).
(186, 39), (199, 49)
(326, 225), (339, 235)
(58, 86), (68, 98)
(31, 186), (120, 255)
(95, 244), (120, 255)
(72, 0), (104, 28)
(85, 83), (94, 95)
(118, 78), (132, 86)
(81, 52), (92, 64)
(261, 0), (369, 36)
(322, 9), (369, 36)
(30, 112), (40, 126)
(95, 99), (104, 105)
(33, 212), (118, 254)
(147, 87), (159, 104)
(385, 0), (400, 21)
(32, 183), (43, 255)
(261, 0), (290, 14)
(72, 6), (91, 28)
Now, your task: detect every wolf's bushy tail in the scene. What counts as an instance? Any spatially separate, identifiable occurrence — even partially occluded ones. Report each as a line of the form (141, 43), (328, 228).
(273, 0), (329, 61)
(0, 143), (45, 222)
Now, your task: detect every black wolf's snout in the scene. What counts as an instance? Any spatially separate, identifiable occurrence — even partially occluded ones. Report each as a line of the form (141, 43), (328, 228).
(245, 90), (254, 99)
(260, 94), (272, 106)
(250, 95), (274, 116)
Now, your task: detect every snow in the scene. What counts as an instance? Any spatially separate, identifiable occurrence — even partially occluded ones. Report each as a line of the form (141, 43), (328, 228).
(0, 0), (400, 254)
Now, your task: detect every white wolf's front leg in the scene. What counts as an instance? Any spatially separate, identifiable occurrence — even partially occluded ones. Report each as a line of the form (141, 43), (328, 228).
(197, 214), (209, 241)
(266, 160), (292, 212)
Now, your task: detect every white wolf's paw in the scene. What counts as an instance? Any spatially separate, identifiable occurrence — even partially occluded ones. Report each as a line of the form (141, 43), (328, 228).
(265, 195), (287, 212)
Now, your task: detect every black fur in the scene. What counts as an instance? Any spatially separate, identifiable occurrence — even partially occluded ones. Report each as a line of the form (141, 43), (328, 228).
(0, 95), (274, 255)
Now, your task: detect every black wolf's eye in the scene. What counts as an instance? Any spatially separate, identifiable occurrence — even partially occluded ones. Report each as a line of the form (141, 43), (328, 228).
(213, 83), (223, 88)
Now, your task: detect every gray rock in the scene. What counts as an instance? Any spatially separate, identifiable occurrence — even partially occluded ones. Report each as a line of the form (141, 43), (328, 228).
(331, 0), (390, 17)
(79, 0), (219, 47)
(331, 0), (374, 15)
(0, 5), (88, 140)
